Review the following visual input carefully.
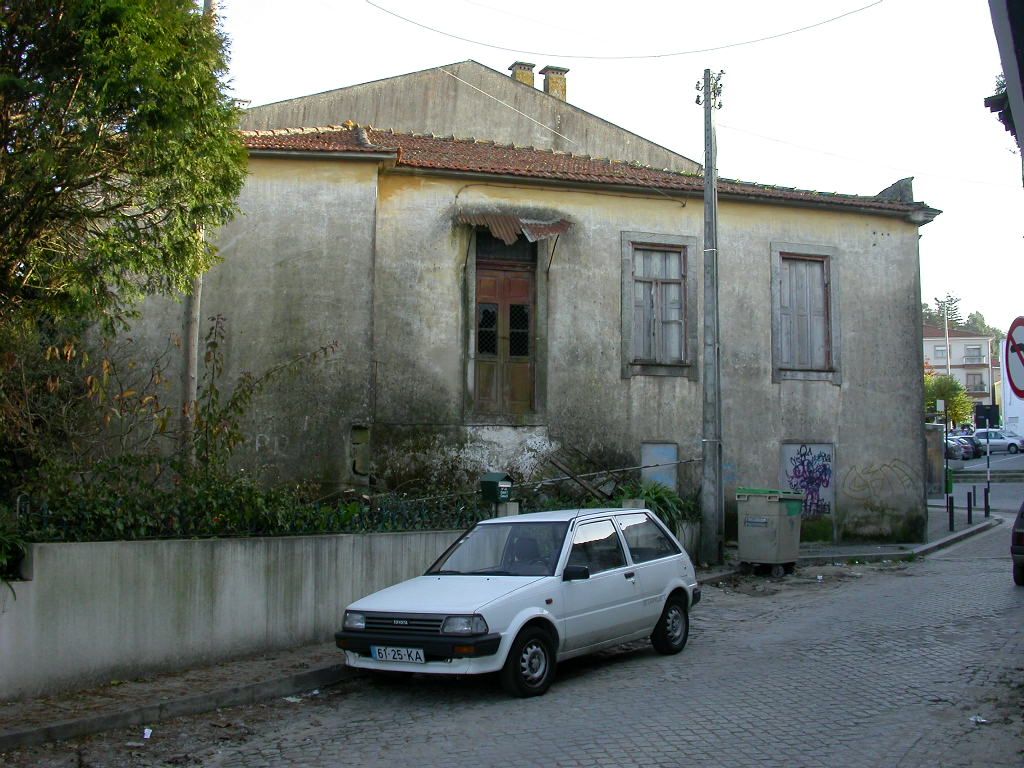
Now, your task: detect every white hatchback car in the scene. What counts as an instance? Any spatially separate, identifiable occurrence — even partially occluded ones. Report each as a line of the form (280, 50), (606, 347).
(335, 508), (701, 697)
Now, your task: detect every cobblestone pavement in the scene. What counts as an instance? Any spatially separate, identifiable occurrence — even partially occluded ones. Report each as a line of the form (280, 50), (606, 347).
(7, 515), (1022, 768)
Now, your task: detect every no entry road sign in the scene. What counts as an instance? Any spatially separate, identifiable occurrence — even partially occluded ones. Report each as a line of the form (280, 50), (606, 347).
(1007, 316), (1024, 400)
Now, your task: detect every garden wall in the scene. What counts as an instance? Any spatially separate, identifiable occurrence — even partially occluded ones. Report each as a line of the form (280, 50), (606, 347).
(0, 531), (456, 700)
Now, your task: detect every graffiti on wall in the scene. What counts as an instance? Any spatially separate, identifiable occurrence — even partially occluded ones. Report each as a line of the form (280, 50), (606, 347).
(780, 443), (834, 516)
(841, 459), (918, 503)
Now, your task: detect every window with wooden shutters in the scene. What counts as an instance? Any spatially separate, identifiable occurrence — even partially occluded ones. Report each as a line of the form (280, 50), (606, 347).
(771, 243), (841, 384)
(633, 248), (684, 364)
(779, 255), (829, 370)
(620, 232), (698, 379)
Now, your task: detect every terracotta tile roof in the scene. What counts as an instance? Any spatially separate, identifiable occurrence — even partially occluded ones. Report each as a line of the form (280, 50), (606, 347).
(922, 324), (992, 339)
(241, 124), (939, 220)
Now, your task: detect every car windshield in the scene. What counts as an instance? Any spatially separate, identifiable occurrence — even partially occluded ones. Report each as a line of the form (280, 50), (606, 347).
(427, 521), (570, 577)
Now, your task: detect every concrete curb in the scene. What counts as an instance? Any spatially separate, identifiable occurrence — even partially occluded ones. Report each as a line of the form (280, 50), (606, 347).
(0, 664), (348, 752)
(796, 517), (1003, 566)
(701, 517), (1004, 576)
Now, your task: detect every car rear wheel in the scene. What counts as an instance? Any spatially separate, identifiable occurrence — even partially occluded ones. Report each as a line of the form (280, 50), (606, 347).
(1014, 562), (1024, 586)
(651, 594), (689, 654)
(500, 626), (556, 697)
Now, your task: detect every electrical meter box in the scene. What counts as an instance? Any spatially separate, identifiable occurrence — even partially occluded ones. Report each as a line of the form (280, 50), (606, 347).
(480, 472), (512, 503)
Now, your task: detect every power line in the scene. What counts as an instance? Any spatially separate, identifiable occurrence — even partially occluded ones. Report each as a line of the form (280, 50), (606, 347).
(717, 123), (1023, 189)
(366, 0), (884, 60)
(440, 68), (577, 144)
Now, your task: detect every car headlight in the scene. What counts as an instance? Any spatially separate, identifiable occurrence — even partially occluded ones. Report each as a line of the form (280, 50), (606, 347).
(441, 615), (488, 635)
(343, 611), (366, 631)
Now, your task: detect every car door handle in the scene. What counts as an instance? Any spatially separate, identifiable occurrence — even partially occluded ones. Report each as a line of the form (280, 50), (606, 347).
(624, 572), (635, 579)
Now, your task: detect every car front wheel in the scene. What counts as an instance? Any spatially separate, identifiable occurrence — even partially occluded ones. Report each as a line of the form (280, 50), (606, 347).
(1010, 444), (1020, 454)
(1014, 562), (1024, 586)
(500, 626), (556, 697)
(651, 594), (689, 654)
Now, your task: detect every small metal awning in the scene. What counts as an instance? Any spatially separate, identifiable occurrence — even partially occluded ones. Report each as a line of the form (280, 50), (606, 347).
(455, 211), (572, 245)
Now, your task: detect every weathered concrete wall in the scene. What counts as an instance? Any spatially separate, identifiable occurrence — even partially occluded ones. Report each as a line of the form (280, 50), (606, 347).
(368, 175), (927, 535)
(717, 201), (927, 540)
(239, 61), (701, 174)
(201, 158), (381, 486)
(371, 175), (705, 485)
(158, 150), (928, 537)
(127, 157), (382, 487)
(0, 532), (457, 700)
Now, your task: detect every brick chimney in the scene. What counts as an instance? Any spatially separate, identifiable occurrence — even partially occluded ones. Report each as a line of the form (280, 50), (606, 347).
(509, 61), (536, 88)
(539, 66), (569, 101)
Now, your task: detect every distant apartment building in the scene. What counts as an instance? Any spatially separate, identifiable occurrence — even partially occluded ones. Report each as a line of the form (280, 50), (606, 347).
(922, 324), (1000, 405)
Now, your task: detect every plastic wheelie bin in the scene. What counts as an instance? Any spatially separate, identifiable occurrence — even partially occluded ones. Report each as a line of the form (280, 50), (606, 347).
(736, 488), (804, 577)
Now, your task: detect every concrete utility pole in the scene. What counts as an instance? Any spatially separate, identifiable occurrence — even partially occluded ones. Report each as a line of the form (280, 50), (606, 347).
(698, 69), (724, 566)
(942, 301), (951, 377)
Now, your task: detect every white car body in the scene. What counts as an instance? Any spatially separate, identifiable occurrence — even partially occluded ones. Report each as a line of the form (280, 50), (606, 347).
(336, 508), (700, 694)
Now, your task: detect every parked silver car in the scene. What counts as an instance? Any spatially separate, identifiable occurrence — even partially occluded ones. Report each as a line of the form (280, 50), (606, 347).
(973, 429), (1024, 454)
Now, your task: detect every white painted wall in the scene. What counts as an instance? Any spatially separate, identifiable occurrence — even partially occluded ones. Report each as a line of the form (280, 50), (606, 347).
(0, 532), (457, 701)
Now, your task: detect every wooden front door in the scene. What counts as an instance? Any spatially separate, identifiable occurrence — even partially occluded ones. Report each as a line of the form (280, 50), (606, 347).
(475, 266), (534, 415)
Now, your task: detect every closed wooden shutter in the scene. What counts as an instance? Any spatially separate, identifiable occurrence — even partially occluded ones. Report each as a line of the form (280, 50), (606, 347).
(781, 256), (828, 369)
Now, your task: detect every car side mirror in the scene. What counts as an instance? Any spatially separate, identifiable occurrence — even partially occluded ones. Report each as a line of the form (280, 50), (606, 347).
(562, 564), (590, 581)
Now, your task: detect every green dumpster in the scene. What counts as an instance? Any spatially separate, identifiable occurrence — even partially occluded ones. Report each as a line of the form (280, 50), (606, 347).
(736, 487), (804, 576)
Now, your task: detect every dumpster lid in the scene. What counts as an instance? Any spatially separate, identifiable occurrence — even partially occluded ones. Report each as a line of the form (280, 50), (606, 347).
(736, 487), (804, 499)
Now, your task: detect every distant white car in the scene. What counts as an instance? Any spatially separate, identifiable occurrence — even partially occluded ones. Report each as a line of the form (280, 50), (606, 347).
(973, 429), (1024, 454)
(335, 508), (700, 697)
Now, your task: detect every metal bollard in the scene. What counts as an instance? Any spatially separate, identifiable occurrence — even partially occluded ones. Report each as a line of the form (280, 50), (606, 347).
(967, 491), (973, 525)
(984, 487), (990, 518)
(948, 496), (955, 532)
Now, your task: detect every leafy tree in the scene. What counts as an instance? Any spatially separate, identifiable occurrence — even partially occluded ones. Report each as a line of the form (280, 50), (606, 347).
(924, 373), (973, 427)
(0, 0), (246, 330)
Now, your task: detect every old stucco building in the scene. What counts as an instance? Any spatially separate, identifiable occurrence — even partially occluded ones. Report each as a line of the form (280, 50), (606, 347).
(137, 61), (940, 542)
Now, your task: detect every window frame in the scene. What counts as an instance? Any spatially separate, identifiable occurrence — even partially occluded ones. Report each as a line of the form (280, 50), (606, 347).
(934, 345), (948, 360)
(770, 242), (841, 385)
(620, 232), (699, 379)
(464, 229), (548, 426)
(966, 372), (985, 392)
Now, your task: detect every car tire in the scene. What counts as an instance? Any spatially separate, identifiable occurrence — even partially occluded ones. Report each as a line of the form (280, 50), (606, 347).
(500, 626), (556, 697)
(1014, 562), (1024, 587)
(1010, 444), (1019, 454)
(651, 594), (689, 655)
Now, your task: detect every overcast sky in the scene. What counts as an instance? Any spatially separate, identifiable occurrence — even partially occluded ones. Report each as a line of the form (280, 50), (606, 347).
(216, 0), (1023, 333)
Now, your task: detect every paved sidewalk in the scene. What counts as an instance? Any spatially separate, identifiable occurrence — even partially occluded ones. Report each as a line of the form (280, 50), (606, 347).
(0, 505), (1008, 753)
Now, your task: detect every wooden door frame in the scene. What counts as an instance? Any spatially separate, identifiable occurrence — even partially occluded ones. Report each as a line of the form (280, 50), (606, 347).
(463, 230), (548, 426)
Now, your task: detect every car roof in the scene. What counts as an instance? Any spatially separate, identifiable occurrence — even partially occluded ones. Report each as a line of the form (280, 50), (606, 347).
(478, 508), (647, 524)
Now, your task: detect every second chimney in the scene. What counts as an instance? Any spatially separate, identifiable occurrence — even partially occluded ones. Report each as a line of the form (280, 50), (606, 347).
(509, 61), (536, 88)
(539, 66), (569, 101)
